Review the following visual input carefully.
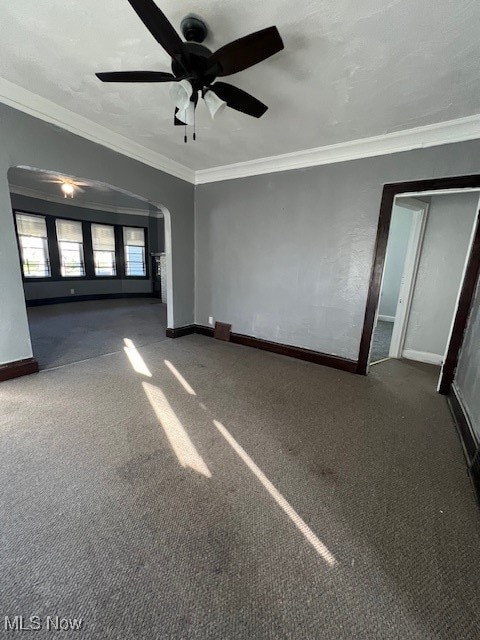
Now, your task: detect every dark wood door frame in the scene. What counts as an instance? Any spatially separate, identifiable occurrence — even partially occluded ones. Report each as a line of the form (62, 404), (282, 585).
(357, 174), (480, 396)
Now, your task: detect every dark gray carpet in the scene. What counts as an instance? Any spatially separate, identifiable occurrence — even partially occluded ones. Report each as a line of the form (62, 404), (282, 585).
(27, 298), (167, 369)
(370, 319), (394, 363)
(1, 339), (480, 639)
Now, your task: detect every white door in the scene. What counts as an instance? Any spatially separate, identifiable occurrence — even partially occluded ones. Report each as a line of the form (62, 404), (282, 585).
(389, 200), (429, 358)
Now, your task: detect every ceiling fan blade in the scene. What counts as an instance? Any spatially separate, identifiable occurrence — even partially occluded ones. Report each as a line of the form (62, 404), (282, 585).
(208, 26), (283, 77)
(127, 0), (185, 60)
(210, 82), (268, 118)
(96, 71), (176, 83)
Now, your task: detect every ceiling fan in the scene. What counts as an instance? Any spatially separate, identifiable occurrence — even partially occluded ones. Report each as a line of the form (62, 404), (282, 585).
(36, 170), (110, 198)
(39, 174), (87, 198)
(96, 0), (284, 140)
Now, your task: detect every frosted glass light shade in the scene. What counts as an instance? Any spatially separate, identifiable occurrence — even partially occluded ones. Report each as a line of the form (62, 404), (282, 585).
(204, 90), (227, 119)
(169, 79), (193, 111)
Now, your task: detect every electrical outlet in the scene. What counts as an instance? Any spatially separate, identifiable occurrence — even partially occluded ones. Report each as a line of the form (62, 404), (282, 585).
(208, 316), (214, 326)
(70, 288), (75, 294)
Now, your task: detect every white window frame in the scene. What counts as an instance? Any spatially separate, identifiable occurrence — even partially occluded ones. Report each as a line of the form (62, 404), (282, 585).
(92, 223), (117, 277)
(56, 219), (86, 278)
(123, 227), (147, 277)
(15, 212), (51, 279)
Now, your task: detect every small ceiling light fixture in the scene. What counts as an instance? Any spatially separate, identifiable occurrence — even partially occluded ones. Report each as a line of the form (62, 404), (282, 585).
(170, 79), (193, 112)
(61, 182), (75, 198)
(203, 89), (227, 120)
(170, 80), (195, 125)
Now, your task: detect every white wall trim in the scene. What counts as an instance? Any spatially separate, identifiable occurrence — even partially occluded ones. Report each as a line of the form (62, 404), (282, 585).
(0, 77), (194, 184)
(402, 349), (444, 366)
(2, 77), (480, 187)
(9, 183), (163, 218)
(195, 114), (480, 184)
(378, 314), (395, 322)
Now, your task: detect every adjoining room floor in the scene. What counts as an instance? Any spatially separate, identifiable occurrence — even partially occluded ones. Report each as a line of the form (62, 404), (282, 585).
(27, 298), (167, 369)
(370, 319), (394, 363)
(1, 340), (480, 639)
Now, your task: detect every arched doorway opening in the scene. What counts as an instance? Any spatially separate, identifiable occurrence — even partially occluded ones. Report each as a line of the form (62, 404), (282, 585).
(8, 165), (171, 370)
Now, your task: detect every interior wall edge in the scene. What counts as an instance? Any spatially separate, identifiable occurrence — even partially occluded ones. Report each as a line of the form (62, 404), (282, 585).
(0, 101), (195, 365)
(0, 77), (195, 184)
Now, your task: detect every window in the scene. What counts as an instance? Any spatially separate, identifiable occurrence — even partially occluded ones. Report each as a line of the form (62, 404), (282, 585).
(124, 227), (146, 276)
(15, 213), (51, 278)
(92, 224), (116, 276)
(56, 219), (85, 277)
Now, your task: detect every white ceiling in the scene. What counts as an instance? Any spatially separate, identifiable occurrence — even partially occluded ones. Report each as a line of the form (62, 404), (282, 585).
(1, 0), (480, 172)
(8, 167), (160, 215)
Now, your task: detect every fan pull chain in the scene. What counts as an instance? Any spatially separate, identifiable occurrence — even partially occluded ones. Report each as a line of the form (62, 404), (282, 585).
(193, 105), (196, 141)
(184, 122), (187, 144)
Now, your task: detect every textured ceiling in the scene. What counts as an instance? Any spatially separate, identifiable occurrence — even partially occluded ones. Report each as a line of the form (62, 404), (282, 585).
(8, 167), (157, 213)
(1, 0), (479, 170)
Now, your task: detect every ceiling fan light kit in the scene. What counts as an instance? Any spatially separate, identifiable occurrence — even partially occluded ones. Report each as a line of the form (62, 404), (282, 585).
(204, 89), (227, 120)
(96, 0), (284, 142)
(169, 79), (193, 111)
(61, 182), (76, 198)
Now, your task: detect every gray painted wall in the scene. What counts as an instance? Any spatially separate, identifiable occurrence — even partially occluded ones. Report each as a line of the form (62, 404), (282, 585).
(10, 192), (164, 301)
(455, 277), (480, 440)
(195, 140), (480, 360)
(404, 192), (478, 357)
(0, 102), (193, 366)
(379, 204), (414, 319)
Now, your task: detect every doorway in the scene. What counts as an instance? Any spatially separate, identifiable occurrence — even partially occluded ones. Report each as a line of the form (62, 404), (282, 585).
(359, 177), (480, 396)
(370, 197), (428, 364)
(8, 166), (169, 370)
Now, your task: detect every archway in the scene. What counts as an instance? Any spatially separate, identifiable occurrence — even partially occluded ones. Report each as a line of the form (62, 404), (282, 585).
(7, 165), (172, 371)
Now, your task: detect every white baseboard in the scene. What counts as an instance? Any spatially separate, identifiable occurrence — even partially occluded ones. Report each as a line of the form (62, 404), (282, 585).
(378, 315), (395, 323)
(402, 349), (444, 366)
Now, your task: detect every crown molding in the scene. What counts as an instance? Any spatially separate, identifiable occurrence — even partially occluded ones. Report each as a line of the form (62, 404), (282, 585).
(2, 77), (480, 187)
(0, 77), (194, 184)
(195, 114), (480, 184)
(9, 184), (163, 218)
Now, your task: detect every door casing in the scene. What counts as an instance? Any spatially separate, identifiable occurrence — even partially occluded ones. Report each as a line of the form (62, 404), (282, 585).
(357, 175), (480, 396)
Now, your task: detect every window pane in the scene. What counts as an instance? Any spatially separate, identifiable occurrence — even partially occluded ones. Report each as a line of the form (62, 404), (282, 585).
(92, 224), (115, 250)
(56, 219), (83, 243)
(94, 250), (116, 276)
(125, 245), (146, 276)
(16, 213), (48, 238)
(20, 236), (50, 277)
(123, 227), (145, 247)
(92, 224), (116, 275)
(15, 213), (50, 278)
(56, 219), (85, 277)
(123, 227), (146, 276)
(59, 241), (85, 277)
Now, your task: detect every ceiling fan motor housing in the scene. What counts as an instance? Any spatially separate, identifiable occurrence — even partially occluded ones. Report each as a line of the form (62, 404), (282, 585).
(180, 15), (208, 43)
(171, 41), (216, 89)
